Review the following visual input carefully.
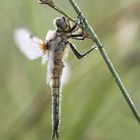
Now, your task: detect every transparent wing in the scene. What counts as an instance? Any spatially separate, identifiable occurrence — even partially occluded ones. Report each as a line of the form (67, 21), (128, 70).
(14, 28), (45, 60)
(61, 62), (70, 85)
(46, 61), (70, 85)
(41, 54), (48, 64)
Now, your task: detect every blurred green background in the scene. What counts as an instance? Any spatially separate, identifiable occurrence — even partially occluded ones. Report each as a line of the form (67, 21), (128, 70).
(0, 0), (140, 140)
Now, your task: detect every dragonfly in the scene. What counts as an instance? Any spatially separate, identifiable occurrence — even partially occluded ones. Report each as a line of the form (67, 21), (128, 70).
(14, 16), (97, 138)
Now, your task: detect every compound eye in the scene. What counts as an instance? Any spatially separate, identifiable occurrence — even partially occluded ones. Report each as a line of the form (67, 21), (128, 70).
(54, 17), (68, 31)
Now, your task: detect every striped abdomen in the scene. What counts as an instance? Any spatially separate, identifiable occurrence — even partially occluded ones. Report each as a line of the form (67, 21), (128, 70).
(50, 61), (64, 138)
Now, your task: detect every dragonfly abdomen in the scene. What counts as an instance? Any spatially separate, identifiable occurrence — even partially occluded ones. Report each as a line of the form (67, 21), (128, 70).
(52, 87), (60, 138)
(50, 62), (64, 139)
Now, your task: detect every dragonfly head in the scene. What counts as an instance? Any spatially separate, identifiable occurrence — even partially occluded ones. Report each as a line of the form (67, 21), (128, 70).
(54, 16), (70, 32)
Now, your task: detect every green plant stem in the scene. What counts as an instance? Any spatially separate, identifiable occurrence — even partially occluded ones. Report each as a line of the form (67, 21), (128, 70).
(69, 0), (140, 123)
(39, 2), (76, 23)
(51, 5), (76, 23)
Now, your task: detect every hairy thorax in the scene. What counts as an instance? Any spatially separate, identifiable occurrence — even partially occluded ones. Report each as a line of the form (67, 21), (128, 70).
(46, 30), (69, 85)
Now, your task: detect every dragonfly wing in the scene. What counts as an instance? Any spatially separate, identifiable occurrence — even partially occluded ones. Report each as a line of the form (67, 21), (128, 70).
(61, 62), (70, 85)
(41, 54), (48, 64)
(46, 61), (70, 86)
(14, 28), (44, 60)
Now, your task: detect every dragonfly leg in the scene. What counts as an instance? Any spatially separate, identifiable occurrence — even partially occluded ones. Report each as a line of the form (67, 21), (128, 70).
(69, 42), (97, 59)
(66, 13), (85, 33)
(71, 34), (85, 40)
(69, 22), (78, 32)
(69, 21), (89, 40)
(70, 13), (85, 31)
(68, 26), (87, 40)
